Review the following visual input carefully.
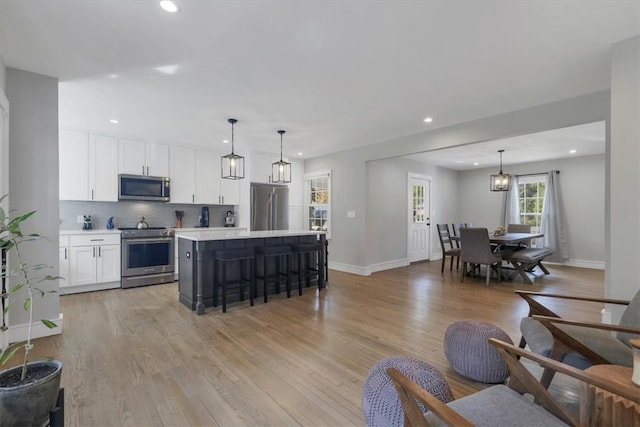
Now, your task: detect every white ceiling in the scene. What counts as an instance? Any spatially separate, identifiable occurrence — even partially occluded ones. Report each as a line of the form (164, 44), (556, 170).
(404, 121), (606, 170)
(0, 1), (637, 159)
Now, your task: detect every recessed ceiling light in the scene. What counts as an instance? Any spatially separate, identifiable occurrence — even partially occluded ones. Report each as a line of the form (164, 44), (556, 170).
(569, 149), (577, 154)
(423, 117), (433, 123)
(222, 139), (229, 144)
(110, 119), (119, 124)
(160, 1), (180, 13)
(473, 162), (480, 166)
(298, 152), (303, 156)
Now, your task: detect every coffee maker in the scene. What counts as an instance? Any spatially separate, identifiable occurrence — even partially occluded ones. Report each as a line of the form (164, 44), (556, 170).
(199, 206), (209, 228)
(225, 210), (235, 227)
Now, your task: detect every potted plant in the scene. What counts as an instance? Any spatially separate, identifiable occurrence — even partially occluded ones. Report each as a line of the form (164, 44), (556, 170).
(0, 195), (62, 426)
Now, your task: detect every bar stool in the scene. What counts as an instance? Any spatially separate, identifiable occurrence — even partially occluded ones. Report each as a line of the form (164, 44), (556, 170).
(212, 247), (255, 313)
(291, 241), (324, 291)
(255, 245), (294, 301)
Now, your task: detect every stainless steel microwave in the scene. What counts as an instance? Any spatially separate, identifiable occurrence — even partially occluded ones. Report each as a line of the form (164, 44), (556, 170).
(118, 174), (170, 202)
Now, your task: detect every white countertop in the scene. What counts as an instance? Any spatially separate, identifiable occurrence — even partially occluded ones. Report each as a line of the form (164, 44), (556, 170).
(171, 227), (243, 232)
(175, 229), (325, 241)
(60, 229), (122, 235)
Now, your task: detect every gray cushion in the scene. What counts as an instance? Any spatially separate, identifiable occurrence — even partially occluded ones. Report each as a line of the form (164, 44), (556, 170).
(424, 385), (567, 427)
(617, 290), (640, 346)
(521, 317), (633, 366)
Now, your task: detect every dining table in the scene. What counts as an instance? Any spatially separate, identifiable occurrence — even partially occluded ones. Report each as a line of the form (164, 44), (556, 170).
(452, 230), (548, 283)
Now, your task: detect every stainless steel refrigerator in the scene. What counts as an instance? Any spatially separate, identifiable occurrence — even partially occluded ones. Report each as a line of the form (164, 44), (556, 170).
(250, 183), (289, 231)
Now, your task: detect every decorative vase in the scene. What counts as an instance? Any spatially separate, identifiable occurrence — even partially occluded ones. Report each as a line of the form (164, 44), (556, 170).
(0, 360), (63, 427)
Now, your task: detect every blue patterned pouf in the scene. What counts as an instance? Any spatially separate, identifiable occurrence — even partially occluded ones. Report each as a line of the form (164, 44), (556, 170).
(444, 319), (513, 384)
(362, 356), (454, 427)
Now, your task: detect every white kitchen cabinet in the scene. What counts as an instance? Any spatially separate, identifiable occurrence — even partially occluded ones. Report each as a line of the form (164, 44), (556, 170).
(64, 233), (121, 294)
(219, 177), (240, 205)
(59, 236), (70, 289)
(170, 146), (197, 203)
(59, 130), (118, 201)
(170, 147), (240, 205)
(119, 138), (169, 177)
(195, 150), (220, 204)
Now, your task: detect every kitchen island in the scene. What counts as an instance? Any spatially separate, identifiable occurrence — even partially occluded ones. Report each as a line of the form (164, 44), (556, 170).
(175, 229), (326, 314)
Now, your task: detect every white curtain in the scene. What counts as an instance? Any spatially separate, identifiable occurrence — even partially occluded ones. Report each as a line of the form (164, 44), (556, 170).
(501, 176), (520, 227)
(540, 170), (568, 260)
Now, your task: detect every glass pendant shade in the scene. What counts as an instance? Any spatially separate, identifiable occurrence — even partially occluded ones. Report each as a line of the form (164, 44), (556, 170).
(272, 130), (291, 183)
(221, 118), (245, 180)
(490, 149), (511, 191)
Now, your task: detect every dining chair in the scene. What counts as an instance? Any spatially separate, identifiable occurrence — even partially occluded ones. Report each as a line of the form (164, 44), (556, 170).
(436, 224), (460, 273)
(459, 227), (502, 286)
(451, 223), (464, 249)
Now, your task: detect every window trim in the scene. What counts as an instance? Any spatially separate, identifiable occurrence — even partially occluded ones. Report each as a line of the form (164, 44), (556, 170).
(304, 169), (331, 239)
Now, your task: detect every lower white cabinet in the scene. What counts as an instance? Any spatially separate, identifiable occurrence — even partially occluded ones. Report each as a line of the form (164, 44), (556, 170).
(59, 236), (70, 288)
(61, 233), (121, 294)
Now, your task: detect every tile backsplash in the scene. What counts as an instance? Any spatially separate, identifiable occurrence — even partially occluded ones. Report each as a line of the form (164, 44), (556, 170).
(60, 201), (234, 230)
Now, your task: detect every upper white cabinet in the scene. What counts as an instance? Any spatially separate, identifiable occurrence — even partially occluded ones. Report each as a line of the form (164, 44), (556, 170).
(59, 130), (118, 201)
(119, 138), (169, 177)
(170, 147), (240, 205)
(195, 150), (220, 204)
(169, 146), (196, 203)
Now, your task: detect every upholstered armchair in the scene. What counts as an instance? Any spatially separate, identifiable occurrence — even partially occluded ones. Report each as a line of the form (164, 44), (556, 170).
(517, 289), (640, 387)
(386, 338), (639, 426)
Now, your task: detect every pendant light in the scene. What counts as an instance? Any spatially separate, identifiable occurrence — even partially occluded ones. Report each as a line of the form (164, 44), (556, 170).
(221, 118), (245, 180)
(490, 149), (511, 191)
(272, 130), (292, 183)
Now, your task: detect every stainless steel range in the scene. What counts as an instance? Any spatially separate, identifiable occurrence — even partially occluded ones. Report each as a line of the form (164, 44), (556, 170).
(120, 227), (175, 288)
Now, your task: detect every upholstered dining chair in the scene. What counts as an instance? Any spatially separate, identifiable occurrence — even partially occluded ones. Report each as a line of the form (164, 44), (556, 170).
(436, 224), (460, 273)
(518, 289), (640, 387)
(459, 227), (502, 286)
(502, 223), (533, 254)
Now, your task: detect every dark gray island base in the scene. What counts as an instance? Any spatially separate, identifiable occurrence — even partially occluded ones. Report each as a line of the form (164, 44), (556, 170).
(176, 230), (327, 314)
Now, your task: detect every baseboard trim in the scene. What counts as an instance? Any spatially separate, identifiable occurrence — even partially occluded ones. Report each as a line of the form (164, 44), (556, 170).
(545, 259), (604, 270)
(328, 262), (371, 276)
(7, 313), (64, 344)
(369, 259), (410, 274)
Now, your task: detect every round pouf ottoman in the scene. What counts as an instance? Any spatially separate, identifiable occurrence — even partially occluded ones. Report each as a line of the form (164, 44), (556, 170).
(444, 319), (513, 383)
(362, 356), (454, 427)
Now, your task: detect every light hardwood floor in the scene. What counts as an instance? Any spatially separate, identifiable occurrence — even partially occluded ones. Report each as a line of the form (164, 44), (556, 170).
(23, 261), (603, 426)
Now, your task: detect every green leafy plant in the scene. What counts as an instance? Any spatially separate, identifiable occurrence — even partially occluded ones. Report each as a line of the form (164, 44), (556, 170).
(0, 195), (59, 382)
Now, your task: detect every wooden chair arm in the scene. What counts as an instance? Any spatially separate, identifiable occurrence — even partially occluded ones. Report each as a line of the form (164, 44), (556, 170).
(386, 367), (473, 427)
(533, 315), (640, 335)
(490, 339), (640, 403)
(516, 290), (630, 306)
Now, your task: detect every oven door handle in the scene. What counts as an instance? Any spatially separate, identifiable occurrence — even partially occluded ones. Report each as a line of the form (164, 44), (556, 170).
(124, 237), (173, 244)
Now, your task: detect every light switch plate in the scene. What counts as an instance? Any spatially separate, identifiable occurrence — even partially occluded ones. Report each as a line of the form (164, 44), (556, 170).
(347, 211), (356, 218)
(77, 215), (84, 224)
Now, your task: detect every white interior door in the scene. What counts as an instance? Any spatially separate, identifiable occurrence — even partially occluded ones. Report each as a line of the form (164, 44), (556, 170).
(408, 174), (431, 262)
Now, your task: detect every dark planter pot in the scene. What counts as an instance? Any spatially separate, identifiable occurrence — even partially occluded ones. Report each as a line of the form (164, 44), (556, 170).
(0, 360), (62, 427)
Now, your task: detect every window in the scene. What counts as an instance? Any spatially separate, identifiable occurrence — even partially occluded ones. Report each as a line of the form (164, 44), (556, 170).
(518, 175), (546, 233)
(304, 170), (331, 238)
(412, 184), (425, 224)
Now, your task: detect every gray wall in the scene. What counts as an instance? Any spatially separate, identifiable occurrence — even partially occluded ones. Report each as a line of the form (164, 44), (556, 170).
(0, 52), (5, 93)
(306, 91), (609, 273)
(365, 157), (458, 267)
(608, 36), (640, 310)
(6, 68), (59, 325)
(458, 154), (606, 267)
(60, 201), (233, 230)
